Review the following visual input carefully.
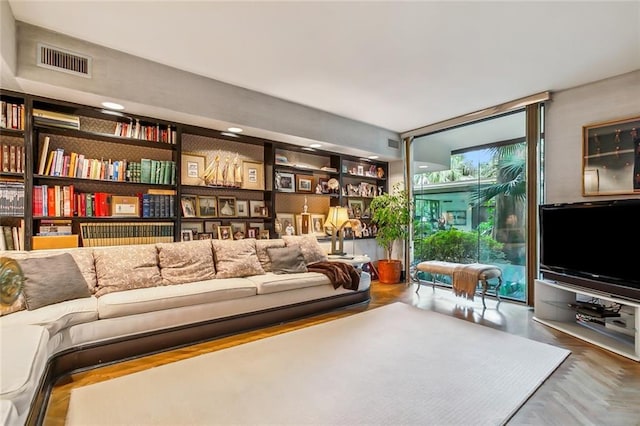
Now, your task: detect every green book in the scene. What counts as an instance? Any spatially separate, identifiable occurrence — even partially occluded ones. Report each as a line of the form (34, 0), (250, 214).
(140, 158), (152, 184)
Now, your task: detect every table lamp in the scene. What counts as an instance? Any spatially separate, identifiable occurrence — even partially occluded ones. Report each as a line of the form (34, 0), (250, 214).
(324, 206), (350, 255)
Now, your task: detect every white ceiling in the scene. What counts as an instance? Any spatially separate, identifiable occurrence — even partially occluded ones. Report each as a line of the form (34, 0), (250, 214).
(6, 1), (640, 140)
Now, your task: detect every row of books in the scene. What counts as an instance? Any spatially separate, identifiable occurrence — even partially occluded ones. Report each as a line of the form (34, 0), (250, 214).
(0, 222), (24, 250)
(114, 119), (177, 144)
(32, 108), (80, 130)
(37, 219), (72, 236)
(0, 101), (25, 130)
(32, 184), (176, 218)
(79, 222), (174, 247)
(1, 144), (25, 173)
(0, 181), (25, 215)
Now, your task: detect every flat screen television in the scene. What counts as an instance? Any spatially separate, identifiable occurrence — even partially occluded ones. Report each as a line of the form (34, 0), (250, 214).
(539, 199), (640, 302)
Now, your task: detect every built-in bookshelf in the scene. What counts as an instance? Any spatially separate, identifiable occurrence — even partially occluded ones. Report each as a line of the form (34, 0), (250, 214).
(0, 88), (388, 250)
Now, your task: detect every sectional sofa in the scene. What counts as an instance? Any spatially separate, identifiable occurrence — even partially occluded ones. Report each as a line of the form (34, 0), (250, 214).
(0, 235), (371, 426)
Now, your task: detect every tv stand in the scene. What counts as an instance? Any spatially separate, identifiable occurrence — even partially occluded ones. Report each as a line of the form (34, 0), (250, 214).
(534, 279), (639, 361)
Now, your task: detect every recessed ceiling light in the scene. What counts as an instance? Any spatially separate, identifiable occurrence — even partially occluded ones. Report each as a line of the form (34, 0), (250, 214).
(368, 155), (379, 160)
(309, 143), (322, 148)
(227, 127), (243, 133)
(418, 165), (429, 169)
(101, 101), (124, 110)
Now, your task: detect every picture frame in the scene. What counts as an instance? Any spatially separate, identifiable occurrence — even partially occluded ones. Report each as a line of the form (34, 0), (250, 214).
(347, 199), (364, 218)
(241, 160), (265, 190)
(249, 200), (268, 218)
(204, 221), (222, 237)
(277, 212), (296, 236)
(246, 227), (258, 239)
(196, 195), (217, 218)
(317, 177), (330, 194)
(296, 175), (313, 193)
(249, 222), (265, 232)
(296, 213), (312, 235)
(235, 199), (249, 217)
(217, 225), (233, 240)
(310, 214), (326, 237)
(259, 229), (271, 240)
(275, 171), (295, 193)
(582, 115), (640, 196)
(180, 196), (197, 217)
(180, 229), (193, 242)
(181, 153), (206, 186)
(218, 196), (237, 217)
(197, 232), (213, 240)
(230, 222), (246, 240)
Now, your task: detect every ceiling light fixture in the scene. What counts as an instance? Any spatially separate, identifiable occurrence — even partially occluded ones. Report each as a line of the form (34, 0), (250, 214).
(367, 155), (379, 160)
(227, 127), (243, 133)
(418, 165), (429, 169)
(220, 132), (240, 137)
(101, 101), (124, 110)
(309, 143), (322, 148)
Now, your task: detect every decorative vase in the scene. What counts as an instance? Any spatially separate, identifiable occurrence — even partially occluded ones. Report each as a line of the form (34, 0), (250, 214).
(377, 259), (402, 284)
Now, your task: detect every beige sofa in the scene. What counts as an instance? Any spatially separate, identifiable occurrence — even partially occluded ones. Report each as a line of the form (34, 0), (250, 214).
(0, 235), (370, 426)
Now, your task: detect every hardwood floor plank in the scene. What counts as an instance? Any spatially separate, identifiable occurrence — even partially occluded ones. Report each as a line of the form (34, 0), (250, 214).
(43, 282), (640, 425)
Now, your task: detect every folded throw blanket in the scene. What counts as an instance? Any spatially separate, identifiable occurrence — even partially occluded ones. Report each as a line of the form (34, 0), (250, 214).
(307, 261), (360, 290)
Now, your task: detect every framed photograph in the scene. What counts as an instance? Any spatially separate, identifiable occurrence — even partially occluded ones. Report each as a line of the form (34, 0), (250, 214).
(230, 222), (246, 240)
(259, 229), (271, 240)
(218, 196), (237, 217)
(296, 213), (312, 235)
(236, 199), (249, 217)
(277, 213), (296, 236)
(198, 232), (213, 240)
(181, 153), (206, 186)
(310, 214), (326, 237)
(110, 195), (140, 217)
(249, 222), (265, 232)
(275, 171), (295, 193)
(217, 226), (233, 240)
(180, 229), (193, 242)
(296, 175), (313, 193)
(347, 199), (364, 218)
(204, 221), (222, 237)
(196, 195), (217, 218)
(317, 177), (330, 194)
(249, 200), (268, 218)
(357, 165), (364, 176)
(180, 196), (197, 217)
(241, 160), (265, 190)
(582, 115), (640, 196)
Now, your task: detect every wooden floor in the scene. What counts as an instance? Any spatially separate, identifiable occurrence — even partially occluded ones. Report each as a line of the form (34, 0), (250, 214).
(44, 281), (640, 425)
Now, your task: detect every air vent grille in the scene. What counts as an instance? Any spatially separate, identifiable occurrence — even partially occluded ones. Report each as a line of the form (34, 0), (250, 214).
(388, 139), (400, 149)
(37, 43), (92, 78)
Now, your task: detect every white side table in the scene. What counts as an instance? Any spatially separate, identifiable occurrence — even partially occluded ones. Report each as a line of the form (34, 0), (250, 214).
(327, 254), (371, 270)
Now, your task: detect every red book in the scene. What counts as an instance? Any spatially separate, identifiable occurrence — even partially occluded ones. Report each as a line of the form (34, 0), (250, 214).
(47, 186), (56, 217)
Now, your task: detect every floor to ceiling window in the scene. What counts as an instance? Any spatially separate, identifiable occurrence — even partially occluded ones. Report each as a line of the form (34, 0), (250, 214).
(409, 103), (545, 304)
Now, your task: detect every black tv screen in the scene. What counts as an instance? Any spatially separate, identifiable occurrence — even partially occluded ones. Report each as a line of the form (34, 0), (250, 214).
(539, 199), (640, 302)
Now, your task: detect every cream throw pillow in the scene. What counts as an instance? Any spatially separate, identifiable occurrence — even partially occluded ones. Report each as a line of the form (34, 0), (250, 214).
(157, 240), (216, 284)
(211, 239), (265, 278)
(94, 244), (162, 297)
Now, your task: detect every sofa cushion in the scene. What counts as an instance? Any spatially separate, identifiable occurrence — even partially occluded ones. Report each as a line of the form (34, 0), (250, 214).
(18, 253), (92, 310)
(282, 234), (328, 265)
(0, 296), (98, 334)
(245, 272), (331, 295)
(255, 239), (286, 272)
(93, 244), (162, 297)
(268, 246), (308, 274)
(211, 239), (265, 278)
(157, 240), (216, 285)
(97, 278), (257, 319)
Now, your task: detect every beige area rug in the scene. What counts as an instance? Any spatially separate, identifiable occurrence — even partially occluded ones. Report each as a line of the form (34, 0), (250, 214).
(66, 302), (570, 425)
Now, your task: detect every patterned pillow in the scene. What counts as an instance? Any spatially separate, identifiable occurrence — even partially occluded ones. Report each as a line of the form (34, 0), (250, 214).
(282, 234), (328, 265)
(255, 239), (286, 272)
(157, 240), (216, 285)
(94, 244), (162, 297)
(211, 239), (265, 278)
(0, 257), (26, 316)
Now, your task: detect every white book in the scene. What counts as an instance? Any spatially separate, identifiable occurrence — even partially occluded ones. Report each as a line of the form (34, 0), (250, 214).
(37, 136), (50, 175)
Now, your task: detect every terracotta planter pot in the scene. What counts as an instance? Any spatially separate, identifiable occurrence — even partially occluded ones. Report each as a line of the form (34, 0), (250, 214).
(377, 259), (402, 284)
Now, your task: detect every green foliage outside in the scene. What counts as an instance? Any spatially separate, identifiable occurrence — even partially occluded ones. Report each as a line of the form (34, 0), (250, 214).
(414, 228), (507, 265)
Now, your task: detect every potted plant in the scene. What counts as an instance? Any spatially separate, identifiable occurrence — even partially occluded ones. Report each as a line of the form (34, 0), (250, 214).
(369, 183), (412, 284)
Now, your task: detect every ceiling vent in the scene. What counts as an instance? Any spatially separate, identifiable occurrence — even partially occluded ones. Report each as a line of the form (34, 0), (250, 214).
(37, 43), (92, 78)
(387, 139), (400, 149)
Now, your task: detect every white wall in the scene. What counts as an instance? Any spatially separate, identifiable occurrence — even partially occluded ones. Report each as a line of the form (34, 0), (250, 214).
(544, 70), (640, 204)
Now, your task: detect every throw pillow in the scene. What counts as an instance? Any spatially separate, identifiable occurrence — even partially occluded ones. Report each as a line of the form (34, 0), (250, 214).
(211, 239), (265, 278)
(255, 239), (286, 272)
(93, 244), (162, 297)
(267, 246), (308, 274)
(282, 234), (328, 265)
(157, 240), (216, 285)
(17, 253), (91, 310)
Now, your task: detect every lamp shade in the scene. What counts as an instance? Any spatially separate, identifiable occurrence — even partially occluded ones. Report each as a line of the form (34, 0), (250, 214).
(324, 207), (350, 229)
